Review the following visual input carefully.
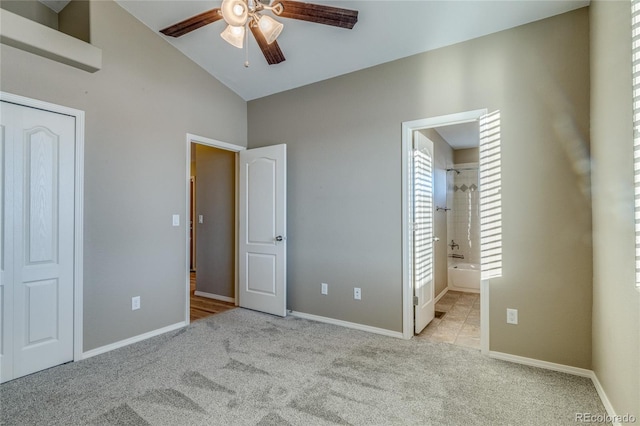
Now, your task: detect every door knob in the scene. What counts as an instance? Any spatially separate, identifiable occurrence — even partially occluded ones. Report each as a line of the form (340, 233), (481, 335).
(275, 235), (284, 242)
(433, 237), (440, 242)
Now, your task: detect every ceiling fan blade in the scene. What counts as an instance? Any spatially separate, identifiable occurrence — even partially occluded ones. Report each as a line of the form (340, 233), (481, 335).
(249, 23), (286, 65)
(160, 9), (223, 37)
(274, 1), (358, 29)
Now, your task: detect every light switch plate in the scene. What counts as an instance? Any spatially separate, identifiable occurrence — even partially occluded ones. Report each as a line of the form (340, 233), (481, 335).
(172, 214), (180, 227)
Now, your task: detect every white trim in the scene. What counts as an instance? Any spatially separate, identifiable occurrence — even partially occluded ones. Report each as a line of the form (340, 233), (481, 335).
(488, 351), (592, 377)
(1, 91), (85, 362)
(81, 321), (186, 360)
(480, 279), (490, 355)
(404, 109), (488, 130)
(590, 372), (622, 426)
(289, 311), (404, 339)
(187, 133), (246, 153)
(185, 134), (245, 324)
(402, 109), (488, 341)
(194, 291), (235, 304)
(73, 106), (85, 363)
(447, 285), (480, 294)
(434, 287), (449, 304)
(488, 350), (622, 424)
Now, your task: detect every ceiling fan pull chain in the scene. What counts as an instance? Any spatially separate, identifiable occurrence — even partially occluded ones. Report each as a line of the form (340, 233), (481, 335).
(244, 22), (250, 68)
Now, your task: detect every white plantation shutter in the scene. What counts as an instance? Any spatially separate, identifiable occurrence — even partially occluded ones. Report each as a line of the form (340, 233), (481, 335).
(479, 111), (502, 280)
(633, 0), (640, 287)
(414, 148), (434, 291)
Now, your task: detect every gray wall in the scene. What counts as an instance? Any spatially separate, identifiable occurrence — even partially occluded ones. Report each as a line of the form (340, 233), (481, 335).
(195, 145), (236, 298)
(1, 0), (58, 29)
(590, 0), (640, 417)
(248, 9), (592, 367)
(1, 0), (90, 43)
(0, 0), (247, 351)
(58, 0), (91, 43)
(419, 129), (453, 298)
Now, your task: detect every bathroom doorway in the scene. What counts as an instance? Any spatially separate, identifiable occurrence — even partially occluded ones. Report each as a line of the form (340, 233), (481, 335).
(402, 109), (495, 354)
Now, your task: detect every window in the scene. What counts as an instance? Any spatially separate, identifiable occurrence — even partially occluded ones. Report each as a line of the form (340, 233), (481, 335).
(633, 0), (640, 287)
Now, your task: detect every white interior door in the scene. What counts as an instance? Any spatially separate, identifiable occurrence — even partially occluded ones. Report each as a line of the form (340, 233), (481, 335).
(238, 144), (286, 317)
(1, 101), (75, 383)
(413, 132), (435, 334)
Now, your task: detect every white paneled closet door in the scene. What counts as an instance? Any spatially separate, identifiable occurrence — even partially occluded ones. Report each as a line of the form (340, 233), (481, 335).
(1, 101), (75, 383)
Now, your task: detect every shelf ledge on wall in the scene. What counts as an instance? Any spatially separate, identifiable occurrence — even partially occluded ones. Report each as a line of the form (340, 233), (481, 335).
(0, 9), (102, 73)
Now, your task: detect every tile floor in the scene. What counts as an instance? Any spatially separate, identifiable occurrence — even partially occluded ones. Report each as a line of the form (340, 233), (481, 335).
(417, 290), (480, 349)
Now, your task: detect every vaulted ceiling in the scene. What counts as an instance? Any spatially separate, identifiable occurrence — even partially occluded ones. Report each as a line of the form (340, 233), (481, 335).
(117, 1), (589, 101)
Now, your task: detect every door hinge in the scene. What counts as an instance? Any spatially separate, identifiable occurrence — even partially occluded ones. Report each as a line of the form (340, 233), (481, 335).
(413, 296), (419, 306)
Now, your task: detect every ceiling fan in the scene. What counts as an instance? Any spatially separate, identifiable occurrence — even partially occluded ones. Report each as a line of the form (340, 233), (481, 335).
(159, 0), (358, 66)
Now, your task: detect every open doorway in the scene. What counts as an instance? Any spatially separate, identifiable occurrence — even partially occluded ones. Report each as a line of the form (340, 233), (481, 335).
(184, 136), (288, 322)
(415, 122), (481, 349)
(402, 109), (495, 355)
(186, 135), (244, 323)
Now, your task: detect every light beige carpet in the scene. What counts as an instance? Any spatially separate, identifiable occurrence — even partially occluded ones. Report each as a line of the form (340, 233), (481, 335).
(0, 308), (608, 425)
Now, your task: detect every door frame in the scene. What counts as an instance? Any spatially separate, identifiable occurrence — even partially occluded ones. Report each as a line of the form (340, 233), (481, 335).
(0, 91), (85, 362)
(401, 109), (489, 354)
(184, 134), (245, 324)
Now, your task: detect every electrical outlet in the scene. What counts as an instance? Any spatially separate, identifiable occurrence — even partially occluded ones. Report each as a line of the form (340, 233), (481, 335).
(321, 283), (328, 295)
(132, 296), (141, 311)
(507, 308), (518, 324)
(354, 287), (361, 300)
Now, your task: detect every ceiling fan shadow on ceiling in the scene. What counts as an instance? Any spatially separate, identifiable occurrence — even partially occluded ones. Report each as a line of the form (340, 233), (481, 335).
(159, 0), (358, 66)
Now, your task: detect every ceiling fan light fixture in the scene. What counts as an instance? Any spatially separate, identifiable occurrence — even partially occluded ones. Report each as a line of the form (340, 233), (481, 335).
(221, 0), (249, 26)
(221, 24), (245, 48)
(160, 1), (358, 66)
(257, 15), (283, 44)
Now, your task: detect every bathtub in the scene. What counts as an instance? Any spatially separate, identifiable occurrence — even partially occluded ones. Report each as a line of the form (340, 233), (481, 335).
(448, 262), (480, 293)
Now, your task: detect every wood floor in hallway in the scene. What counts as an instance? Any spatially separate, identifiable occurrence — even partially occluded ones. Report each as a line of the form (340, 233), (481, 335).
(190, 272), (236, 322)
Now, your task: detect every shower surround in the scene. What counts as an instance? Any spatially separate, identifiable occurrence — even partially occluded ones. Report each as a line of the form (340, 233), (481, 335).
(448, 165), (480, 264)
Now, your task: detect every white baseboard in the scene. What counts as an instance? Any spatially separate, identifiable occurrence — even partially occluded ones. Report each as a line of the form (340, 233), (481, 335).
(289, 310), (404, 339)
(489, 351), (626, 425)
(489, 351), (592, 377)
(434, 288), (448, 304)
(194, 291), (235, 303)
(81, 321), (186, 360)
(588, 371), (624, 426)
